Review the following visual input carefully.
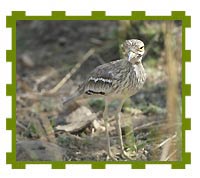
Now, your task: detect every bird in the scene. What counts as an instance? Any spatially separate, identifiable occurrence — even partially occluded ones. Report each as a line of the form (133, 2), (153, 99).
(62, 39), (146, 160)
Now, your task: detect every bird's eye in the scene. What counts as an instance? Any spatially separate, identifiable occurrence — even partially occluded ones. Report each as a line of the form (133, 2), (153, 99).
(139, 46), (144, 50)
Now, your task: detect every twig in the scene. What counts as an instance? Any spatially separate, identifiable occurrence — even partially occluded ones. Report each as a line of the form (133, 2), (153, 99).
(133, 121), (160, 131)
(94, 54), (106, 64)
(44, 48), (95, 95)
(154, 134), (176, 150)
(160, 138), (171, 161)
(18, 93), (41, 101)
(16, 121), (27, 130)
(34, 68), (56, 85)
(164, 150), (177, 161)
(33, 67), (57, 89)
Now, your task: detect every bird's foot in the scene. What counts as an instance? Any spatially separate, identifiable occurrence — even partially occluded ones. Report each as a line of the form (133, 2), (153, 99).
(107, 150), (135, 161)
(107, 151), (118, 161)
(121, 150), (135, 160)
(106, 147), (137, 161)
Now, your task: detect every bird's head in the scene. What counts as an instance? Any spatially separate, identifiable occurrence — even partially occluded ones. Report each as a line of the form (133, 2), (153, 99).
(121, 39), (145, 64)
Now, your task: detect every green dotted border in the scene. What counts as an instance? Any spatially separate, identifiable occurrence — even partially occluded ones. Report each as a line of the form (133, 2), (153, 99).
(6, 11), (191, 169)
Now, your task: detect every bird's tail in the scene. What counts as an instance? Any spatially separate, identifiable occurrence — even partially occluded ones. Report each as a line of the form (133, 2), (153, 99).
(62, 91), (81, 104)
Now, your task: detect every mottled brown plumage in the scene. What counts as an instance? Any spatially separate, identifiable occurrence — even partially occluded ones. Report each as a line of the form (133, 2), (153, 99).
(63, 39), (146, 160)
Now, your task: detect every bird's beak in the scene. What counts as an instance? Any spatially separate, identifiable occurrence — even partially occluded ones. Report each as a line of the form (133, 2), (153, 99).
(128, 51), (136, 61)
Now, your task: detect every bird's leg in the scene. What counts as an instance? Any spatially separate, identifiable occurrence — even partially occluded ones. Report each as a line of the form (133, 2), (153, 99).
(115, 99), (133, 160)
(103, 99), (117, 161)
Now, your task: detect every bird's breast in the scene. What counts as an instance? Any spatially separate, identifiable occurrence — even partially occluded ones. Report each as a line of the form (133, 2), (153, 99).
(113, 63), (146, 97)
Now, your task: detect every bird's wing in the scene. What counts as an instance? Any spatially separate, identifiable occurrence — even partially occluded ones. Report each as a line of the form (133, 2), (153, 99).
(80, 60), (129, 95)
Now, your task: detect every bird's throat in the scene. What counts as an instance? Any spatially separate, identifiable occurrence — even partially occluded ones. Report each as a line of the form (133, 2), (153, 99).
(134, 60), (142, 65)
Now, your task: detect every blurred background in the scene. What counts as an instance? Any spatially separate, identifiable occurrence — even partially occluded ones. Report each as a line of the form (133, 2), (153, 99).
(16, 20), (182, 161)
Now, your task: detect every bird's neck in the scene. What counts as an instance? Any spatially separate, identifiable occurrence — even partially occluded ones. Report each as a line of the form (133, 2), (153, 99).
(128, 56), (143, 65)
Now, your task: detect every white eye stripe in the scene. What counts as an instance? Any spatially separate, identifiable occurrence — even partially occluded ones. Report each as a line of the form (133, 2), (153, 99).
(89, 77), (112, 83)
